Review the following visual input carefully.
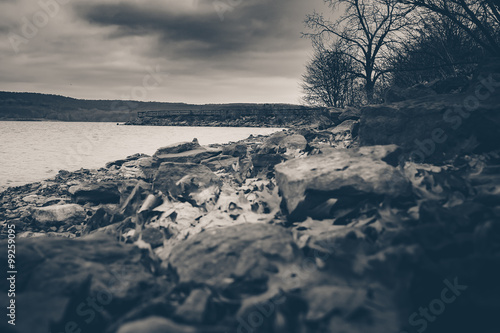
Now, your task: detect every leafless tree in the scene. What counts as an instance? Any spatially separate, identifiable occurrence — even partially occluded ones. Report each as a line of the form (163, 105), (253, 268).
(304, 0), (415, 103)
(400, 0), (500, 56)
(302, 42), (360, 107)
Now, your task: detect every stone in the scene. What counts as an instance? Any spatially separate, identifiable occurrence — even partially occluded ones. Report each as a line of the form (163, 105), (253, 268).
(30, 204), (86, 225)
(155, 147), (222, 164)
(174, 288), (211, 324)
(69, 182), (121, 205)
(360, 64), (500, 163)
(169, 223), (298, 292)
(275, 145), (410, 220)
(201, 155), (239, 172)
(116, 317), (197, 333)
(153, 163), (221, 205)
(303, 285), (366, 322)
(106, 153), (150, 169)
(251, 153), (286, 169)
(153, 139), (201, 156)
(140, 227), (164, 248)
(121, 157), (157, 181)
(222, 143), (247, 157)
(328, 119), (359, 148)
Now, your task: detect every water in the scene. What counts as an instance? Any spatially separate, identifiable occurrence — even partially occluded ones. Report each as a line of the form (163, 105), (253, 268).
(0, 121), (281, 190)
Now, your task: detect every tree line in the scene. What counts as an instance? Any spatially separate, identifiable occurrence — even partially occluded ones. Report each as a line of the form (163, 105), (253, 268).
(302, 0), (500, 107)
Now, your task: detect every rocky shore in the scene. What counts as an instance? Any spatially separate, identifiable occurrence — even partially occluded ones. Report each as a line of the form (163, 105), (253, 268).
(1, 61), (500, 333)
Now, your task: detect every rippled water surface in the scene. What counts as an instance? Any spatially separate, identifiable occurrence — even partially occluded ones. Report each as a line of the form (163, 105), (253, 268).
(0, 121), (281, 190)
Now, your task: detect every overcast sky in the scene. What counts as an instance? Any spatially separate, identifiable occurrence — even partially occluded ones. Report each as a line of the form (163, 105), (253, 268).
(0, 0), (331, 104)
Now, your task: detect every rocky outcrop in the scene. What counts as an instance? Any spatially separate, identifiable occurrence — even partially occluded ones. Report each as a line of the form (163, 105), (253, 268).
(30, 204), (86, 226)
(275, 145), (409, 221)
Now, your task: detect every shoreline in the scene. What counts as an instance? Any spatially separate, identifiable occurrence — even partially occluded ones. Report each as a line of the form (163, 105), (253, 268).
(1, 66), (499, 331)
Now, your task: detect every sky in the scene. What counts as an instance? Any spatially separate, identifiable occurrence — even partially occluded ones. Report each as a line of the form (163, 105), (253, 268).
(0, 0), (331, 104)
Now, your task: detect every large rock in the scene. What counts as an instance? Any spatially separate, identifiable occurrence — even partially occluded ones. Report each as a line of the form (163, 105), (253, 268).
(30, 204), (86, 225)
(0, 236), (171, 333)
(154, 139), (201, 155)
(360, 60), (500, 163)
(328, 119), (359, 149)
(222, 143), (247, 157)
(155, 147), (221, 164)
(69, 182), (121, 205)
(153, 163), (221, 205)
(275, 145), (410, 220)
(168, 223), (298, 292)
(201, 155), (239, 172)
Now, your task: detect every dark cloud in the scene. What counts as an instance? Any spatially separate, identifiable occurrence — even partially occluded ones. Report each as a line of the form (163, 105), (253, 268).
(0, 0), (329, 104)
(76, 0), (309, 58)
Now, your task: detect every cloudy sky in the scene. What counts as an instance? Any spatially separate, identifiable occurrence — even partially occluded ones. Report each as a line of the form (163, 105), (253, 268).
(0, 0), (331, 104)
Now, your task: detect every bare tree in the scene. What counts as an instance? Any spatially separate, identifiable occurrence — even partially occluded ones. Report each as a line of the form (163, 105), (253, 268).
(304, 0), (415, 103)
(302, 43), (359, 107)
(400, 0), (500, 56)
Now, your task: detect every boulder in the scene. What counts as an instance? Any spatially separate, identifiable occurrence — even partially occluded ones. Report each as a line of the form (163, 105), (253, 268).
(328, 119), (359, 149)
(121, 157), (156, 181)
(69, 182), (121, 205)
(251, 153), (286, 169)
(0, 236), (171, 333)
(168, 223), (298, 292)
(174, 288), (211, 324)
(154, 139), (201, 156)
(30, 204), (86, 225)
(275, 145), (410, 220)
(201, 155), (239, 172)
(153, 163), (221, 205)
(222, 143), (247, 157)
(106, 153), (150, 169)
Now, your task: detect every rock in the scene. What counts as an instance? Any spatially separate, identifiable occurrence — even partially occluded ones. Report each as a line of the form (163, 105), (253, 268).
(106, 153), (150, 169)
(384, 83), (437, 103)
(275, 145), (410, 220)
(328, 119), (360, 149)
(140, 228), (164, 248)
(30, 204), (86, 225)
(251, 153), (286, 169)
(0, 236), (172, 333)
(69, 182), (121, 205)
(153, 163), (221, 205)
(258, 131), (307, 153)
(174, 288), (211, 324)
(169, 223), (298, 292)
(116, 317), (197, 333)
(120, 157), (157, 181)
(155, 147), (221, 164)
(201, 155), (239, 172)
(303, 285), (366, 322)
(154, 139), (200, 155)
(360, 62), (500, 163)
(222, 143), (247, 157)
(338, 107), (362, 122)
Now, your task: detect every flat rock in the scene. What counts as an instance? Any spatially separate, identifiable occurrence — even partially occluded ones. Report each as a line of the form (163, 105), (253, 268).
(154, 139), (201, 155)
(69, 182), (121, 205)
(275, 145), (410, 219)
(328, 119), (359, 148)
(201, 155), (239, 172)
(155, 147), (222, 164)
(169, 223), (298, 292)
(30, 204), (86, 225)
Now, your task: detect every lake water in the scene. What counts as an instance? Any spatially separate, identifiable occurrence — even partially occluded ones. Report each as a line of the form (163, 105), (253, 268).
(0, 121), (281, 190)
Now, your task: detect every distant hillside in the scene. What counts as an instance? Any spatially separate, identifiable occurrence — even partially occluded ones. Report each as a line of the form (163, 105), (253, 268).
(0, 92), (302, 122)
